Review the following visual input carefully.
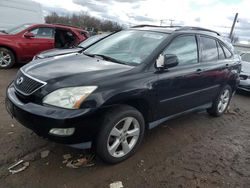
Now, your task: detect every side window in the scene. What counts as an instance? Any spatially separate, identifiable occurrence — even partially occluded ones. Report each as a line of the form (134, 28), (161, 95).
(217, 42), (226, 60)
(163, 35), (198, 65)
(30, 27), (54, 38)
(200, 36), (218, 61)
(221, 45), (232, 58)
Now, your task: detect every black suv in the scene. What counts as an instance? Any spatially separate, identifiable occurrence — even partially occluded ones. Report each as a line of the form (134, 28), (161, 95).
(6, 26), (241, 164)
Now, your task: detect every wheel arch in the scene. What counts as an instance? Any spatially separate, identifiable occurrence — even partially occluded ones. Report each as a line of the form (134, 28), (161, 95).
(100, 98), (154, 128)
(227, 74), (239, 93)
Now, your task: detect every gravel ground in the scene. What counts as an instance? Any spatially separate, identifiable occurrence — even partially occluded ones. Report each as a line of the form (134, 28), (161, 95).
(0, 66), (250, 188)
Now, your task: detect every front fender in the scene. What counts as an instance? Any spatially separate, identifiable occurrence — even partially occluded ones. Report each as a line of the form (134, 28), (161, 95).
(0, 40), (21, 61)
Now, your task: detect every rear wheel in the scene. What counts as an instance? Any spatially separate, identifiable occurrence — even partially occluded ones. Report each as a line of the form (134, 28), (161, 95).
(96, 105), (145, 164)
(207, 85), (232, 117)
(0, 48), (15, 69)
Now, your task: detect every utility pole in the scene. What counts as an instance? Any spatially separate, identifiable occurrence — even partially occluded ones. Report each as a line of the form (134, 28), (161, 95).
(160, 19), (175, 26)
(160, 20), (163, 26)
(229, 13), (238, 42)
(169, 19), (174, 27)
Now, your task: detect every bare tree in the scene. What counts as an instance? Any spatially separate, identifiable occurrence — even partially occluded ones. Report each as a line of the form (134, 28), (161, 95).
(45, 12), (123, 32)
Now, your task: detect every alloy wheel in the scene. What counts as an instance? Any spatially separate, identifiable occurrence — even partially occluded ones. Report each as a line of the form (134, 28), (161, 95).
(107, 117), (140, 158)
(0, 50), (12, 68)
(218, 89), (230, 113)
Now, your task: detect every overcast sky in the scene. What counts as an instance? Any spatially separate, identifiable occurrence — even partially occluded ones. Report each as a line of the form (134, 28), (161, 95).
(32, 0), (250, 42)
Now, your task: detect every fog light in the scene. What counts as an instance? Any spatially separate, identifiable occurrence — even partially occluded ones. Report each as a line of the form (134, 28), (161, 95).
(49, 128), (75, 136)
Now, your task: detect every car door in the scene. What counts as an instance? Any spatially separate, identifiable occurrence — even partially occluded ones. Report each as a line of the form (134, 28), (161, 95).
(197, 35), (232, 105)
(155, 34), (205, 119)
(20, 27), (55, 60)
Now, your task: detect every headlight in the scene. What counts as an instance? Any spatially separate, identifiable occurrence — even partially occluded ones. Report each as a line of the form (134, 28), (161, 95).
(43, 86), (97, 109)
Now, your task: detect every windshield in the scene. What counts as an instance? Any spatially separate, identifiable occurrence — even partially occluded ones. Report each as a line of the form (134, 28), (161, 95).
(241, 53), (250, 62)
(5, 24), (32, 34)
(85, 30), (168, 65)
(79, 34), (108, 48)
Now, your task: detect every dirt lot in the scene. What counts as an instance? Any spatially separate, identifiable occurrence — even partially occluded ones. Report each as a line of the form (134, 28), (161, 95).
(1, 66), (250, 188)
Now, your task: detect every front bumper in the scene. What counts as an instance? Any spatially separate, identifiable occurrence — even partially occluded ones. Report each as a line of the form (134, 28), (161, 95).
(6, 85), (100, 147)
(238, 78), (250, 92)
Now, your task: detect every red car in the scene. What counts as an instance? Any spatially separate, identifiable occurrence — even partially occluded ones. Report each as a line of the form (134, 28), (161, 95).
(0, 23), (88, 69)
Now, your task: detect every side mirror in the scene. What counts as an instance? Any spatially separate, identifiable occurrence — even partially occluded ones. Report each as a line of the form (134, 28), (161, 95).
(24, 32), (35, 38)
(156, 54), (179, 69)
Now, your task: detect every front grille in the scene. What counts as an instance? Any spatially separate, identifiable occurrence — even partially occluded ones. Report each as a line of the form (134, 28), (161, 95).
(14, 70), (46, 96)
(240, 74), (248, 80)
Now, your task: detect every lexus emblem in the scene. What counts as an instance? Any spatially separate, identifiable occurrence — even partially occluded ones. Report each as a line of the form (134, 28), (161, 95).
(16, 77), (24, 85)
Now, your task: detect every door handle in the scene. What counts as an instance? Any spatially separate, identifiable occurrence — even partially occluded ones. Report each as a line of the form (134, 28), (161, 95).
(196, 68), (202, 74)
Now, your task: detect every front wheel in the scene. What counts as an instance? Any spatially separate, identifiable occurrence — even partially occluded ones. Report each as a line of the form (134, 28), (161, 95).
(0, 48), (15, 69)
(207, 85), (232, 117)
(96, 105), (145, 164)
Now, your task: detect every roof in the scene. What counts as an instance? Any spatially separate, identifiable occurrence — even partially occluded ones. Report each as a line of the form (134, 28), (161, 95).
(131, 25), (221, 37)
(30, 23), (87, 31)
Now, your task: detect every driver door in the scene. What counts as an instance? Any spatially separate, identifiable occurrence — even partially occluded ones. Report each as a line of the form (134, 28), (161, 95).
(155, 34), (205, 119)
(20, 27), (55, 61)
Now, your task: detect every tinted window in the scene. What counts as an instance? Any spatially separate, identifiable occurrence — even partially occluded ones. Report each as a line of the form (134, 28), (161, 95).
(30, 27), (54, 38)
(241, 53), (250, 62)
(217, 42), (225, 60)
(200, 36), (218, 61)
(163, 35), (198, 65)
(222, 45), (232, 58)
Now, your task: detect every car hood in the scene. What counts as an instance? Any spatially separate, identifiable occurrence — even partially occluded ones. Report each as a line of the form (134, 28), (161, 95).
(37, 48), (82, 59)
(22, 54), (133, 86)
(241, 61), (250, 75)
(0, 33), (15, 42)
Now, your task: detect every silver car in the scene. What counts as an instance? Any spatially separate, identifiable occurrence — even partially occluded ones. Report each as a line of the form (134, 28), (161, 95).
(239, 53), (250, 91)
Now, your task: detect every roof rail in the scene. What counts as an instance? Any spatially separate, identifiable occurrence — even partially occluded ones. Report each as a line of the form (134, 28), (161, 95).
(131, 25), (220, 36)
(53, 23), (84, 30)
(176, 26), (220, 36)
(131, 25), (182, 28)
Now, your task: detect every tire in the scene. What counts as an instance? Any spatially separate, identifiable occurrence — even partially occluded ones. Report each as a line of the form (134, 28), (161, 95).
(0, 47), (15, 69)
(207, 85), (232, 117)
(96, 105), (145, 164)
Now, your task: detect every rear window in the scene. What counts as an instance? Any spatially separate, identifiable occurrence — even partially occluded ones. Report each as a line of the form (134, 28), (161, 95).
(200, 36), (218, 61)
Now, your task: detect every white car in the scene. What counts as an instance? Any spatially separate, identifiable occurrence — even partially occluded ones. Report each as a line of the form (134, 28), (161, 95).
(238, 53), (250, 91)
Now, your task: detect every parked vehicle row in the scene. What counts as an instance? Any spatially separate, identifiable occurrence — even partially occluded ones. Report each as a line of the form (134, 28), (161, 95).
(6, 25), (241, 163)
(0, 23), (88, 69)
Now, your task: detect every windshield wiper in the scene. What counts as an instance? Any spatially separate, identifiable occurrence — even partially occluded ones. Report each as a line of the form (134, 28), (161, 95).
(83, 52), (94, 57)
(92, 54), (128, 65)
(78, 45), (85, 49)
(83, 52), (133, 66)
